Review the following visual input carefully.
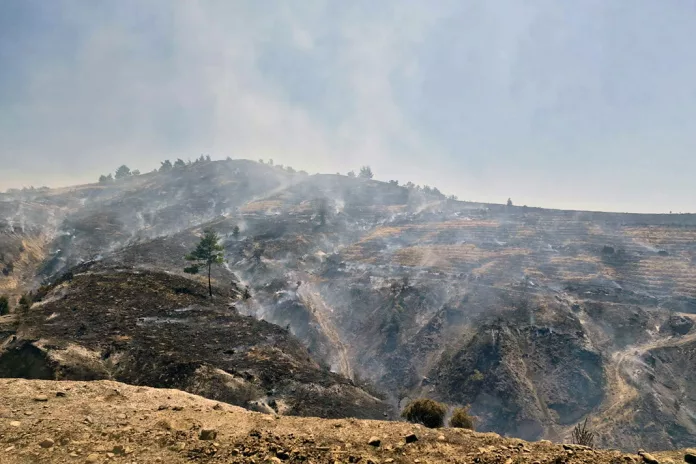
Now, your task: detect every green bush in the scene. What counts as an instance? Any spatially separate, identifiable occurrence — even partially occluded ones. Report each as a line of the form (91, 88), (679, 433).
(449, 406), (475, 429)
(401, 398), (447, 428)
(0, 295), (9, 315)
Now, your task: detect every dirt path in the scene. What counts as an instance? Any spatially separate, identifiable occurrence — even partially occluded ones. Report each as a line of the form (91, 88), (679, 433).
(595, 320), (696, 428)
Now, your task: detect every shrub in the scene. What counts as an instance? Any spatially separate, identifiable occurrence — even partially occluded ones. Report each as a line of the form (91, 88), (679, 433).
(571, 417), (596, 448)
(449, 406), (475, 429)
(0, 295), (9, 315)
(401, 398), (447, 428)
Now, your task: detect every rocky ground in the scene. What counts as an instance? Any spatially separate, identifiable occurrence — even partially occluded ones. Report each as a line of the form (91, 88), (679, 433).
(2, 378), (695, 464)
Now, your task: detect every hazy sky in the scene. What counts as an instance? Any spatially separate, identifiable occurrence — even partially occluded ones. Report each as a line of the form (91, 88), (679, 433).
(2, 1), (696, 213)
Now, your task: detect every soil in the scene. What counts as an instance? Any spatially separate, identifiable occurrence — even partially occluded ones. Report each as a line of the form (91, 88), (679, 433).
(2, 378), (690, 464)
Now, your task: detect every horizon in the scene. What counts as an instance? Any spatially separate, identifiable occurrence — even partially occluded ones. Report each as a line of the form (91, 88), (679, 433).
(2, 157), (693, 216)
(2, 1), (696, 214)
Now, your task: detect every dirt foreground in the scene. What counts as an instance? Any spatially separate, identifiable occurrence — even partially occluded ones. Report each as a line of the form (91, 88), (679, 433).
(0, 378), (692, 464)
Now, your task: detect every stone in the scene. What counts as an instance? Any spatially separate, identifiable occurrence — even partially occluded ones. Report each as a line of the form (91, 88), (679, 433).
(56, 391), (67, 397)
(276, 450), (290, 460)
(639, 452), (659, 464)
(10, 420), (21, 427)
(437, 435), (446, 441)
(172, 406), (184, 411)
(199, 428), (218, 440)
(404, 433), (418, 444)
(34, 395), (49, 402)
(368, 436), (381, 447)
(85, 454), (100, 463)
(685, 454), (696, 464)
(39, 438), (55, 448)
(116, 413), (127, 420)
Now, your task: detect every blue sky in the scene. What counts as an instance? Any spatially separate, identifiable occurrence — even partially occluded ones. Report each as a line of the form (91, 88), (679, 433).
(1, 0), (696, 213)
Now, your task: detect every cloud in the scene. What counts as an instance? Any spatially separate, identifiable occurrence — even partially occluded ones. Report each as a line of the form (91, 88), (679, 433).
(1, 0), (696, 212)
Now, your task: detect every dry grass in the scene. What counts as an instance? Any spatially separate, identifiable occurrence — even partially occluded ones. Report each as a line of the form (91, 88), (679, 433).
(393, 244), (528, 270)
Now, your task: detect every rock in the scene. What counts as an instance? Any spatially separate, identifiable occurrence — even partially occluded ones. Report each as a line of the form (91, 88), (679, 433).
(368, 436), (381, 447)
(112, 445), (129, 455)
(384, 459), (395, 463)
(639, 452), (659, 464)
(10, 420), (21, 427)
(172, 406), (184, 411)
(60, 437), (70, 446)
(213, 403), (223, 410)
(56, 391), (67, 397)
(199, 428), (218, 440)
(69, 452), (79, 457)
(106, 452), (115, 458)
(404, 433), (418, 444)
(437, 435), (446, 441)
(39, 438), (55, 448)
(5, 445), (15, 452)
(157, 405), (168, 411)
(685, 453), (696, 464)
(276, 450), (290, 460)
(116, 413), (127, 420)
(34, 395), (49, 402)
(85, 454), (99, 463)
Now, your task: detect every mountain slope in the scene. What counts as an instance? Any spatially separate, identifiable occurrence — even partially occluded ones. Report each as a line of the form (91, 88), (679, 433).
(2, 158), (696, 450)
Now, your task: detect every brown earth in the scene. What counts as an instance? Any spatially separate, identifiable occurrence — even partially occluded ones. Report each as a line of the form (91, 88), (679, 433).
(2, 378), (692, 464)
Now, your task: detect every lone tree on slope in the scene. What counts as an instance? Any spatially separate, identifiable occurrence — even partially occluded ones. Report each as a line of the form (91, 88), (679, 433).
(184, 229), (225, 297)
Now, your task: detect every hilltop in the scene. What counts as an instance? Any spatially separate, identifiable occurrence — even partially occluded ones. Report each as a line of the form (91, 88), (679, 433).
(2, 158), (696, 451)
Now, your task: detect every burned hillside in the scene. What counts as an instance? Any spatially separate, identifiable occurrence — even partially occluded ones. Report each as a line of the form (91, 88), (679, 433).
(2, 159), (696, 450)
(0, 263), (392, 420)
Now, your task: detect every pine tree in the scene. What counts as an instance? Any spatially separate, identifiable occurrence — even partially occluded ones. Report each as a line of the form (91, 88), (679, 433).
(184, 229), (225, 297)
(359, 166), (374, 179)
(115, 165), (132, 179)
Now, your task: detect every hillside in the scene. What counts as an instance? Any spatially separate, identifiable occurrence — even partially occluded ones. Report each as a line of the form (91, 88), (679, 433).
(3, 378), (693, 464)
(2, 158), (696, 451)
